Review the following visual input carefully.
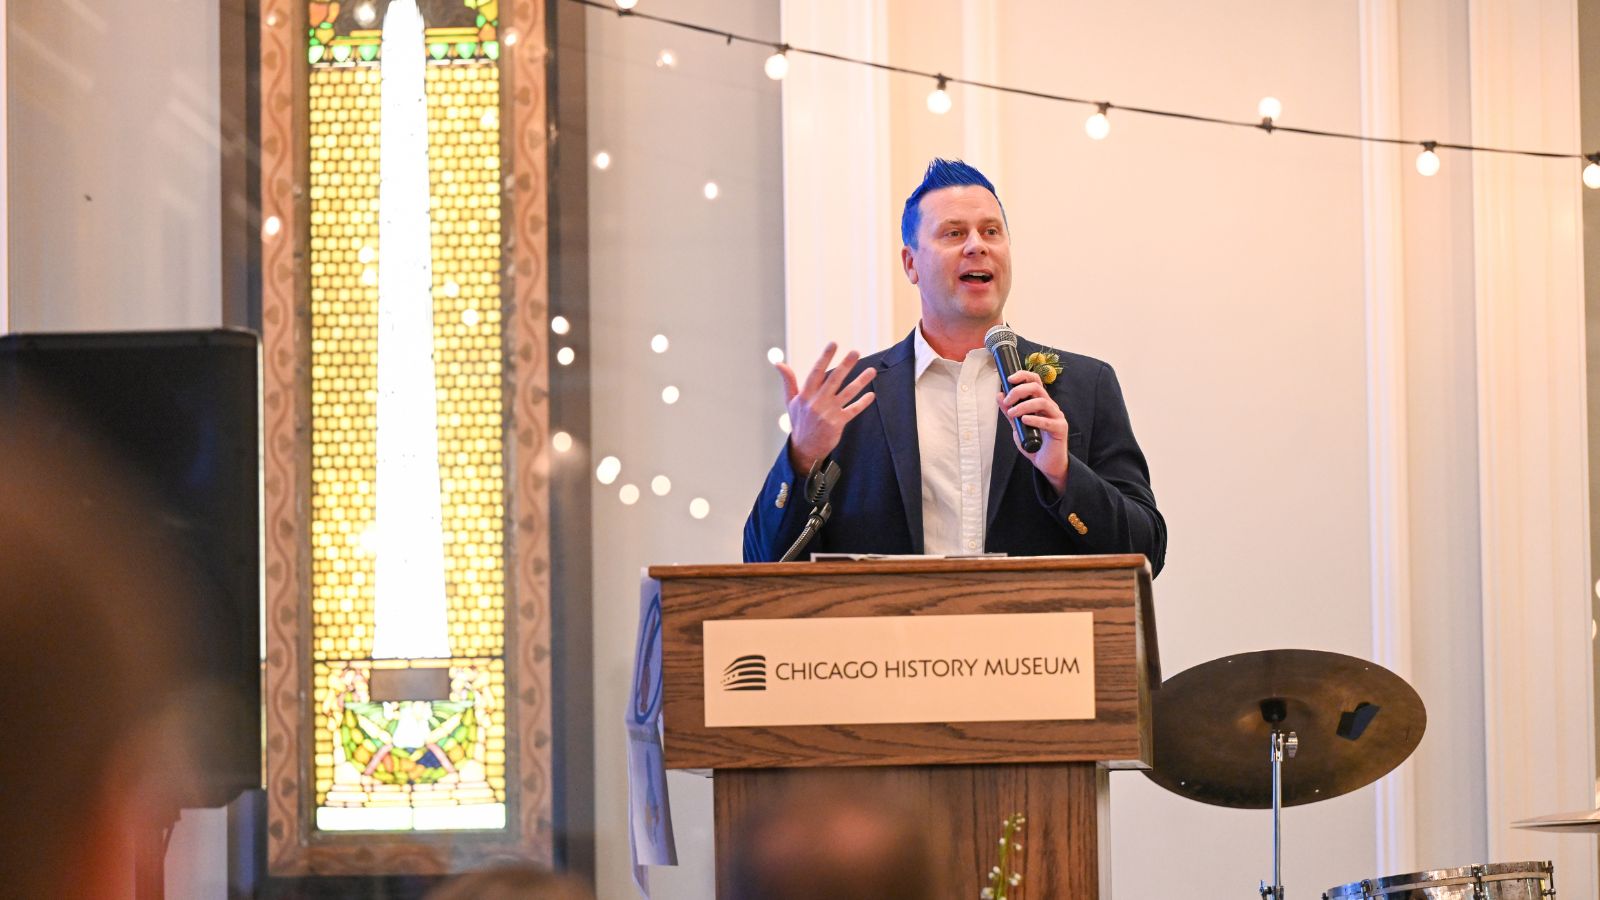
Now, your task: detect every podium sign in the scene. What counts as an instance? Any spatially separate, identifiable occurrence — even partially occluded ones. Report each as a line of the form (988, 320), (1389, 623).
(701, 611), (1096, 727)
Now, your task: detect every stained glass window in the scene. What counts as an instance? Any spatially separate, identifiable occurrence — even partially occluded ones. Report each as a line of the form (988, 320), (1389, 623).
(305, 0), (508, 835)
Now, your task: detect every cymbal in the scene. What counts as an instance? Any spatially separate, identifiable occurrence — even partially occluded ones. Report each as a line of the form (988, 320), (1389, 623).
(1142, 649), (1425, 809)
(1512, 808), (1600, 833)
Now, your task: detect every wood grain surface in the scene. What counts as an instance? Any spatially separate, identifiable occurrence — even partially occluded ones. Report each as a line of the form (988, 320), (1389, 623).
(654, 556), (1156, 771)
(713, 762), (1108, 899)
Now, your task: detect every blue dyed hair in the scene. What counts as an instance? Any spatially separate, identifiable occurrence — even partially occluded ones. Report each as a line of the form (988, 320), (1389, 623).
(900, 158), (1006, 248)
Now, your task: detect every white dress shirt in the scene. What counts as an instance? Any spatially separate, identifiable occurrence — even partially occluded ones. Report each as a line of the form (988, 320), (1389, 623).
(913, 325), (1001, 555)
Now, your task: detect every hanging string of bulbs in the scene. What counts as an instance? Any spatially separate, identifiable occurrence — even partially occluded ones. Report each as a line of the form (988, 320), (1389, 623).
(588, 0), (1600, 188)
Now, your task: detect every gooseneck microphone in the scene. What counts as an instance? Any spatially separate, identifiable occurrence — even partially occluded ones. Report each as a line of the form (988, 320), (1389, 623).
(984, 324), (1044, 454)
(779, 455), (843, 562)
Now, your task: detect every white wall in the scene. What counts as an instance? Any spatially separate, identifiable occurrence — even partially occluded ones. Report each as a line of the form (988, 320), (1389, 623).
(780, 1), (1595, 898)
(7, 0), (220, 331)
(584, 3), (787, 897)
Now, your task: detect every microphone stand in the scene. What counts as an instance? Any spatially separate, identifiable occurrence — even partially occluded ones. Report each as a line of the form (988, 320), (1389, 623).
(779, 457), (842, 563)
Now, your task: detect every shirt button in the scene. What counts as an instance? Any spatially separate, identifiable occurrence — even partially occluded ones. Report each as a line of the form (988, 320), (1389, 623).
(961, 430), (971, 440)
(960, 383), (970, 393)
(966, 539), (978, 550)
(964, 483), (975, 493)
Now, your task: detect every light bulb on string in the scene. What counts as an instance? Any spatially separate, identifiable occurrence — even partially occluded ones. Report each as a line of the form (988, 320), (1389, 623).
(1415, 142), (1440, 177)
(764, 46), (789, 81)
(927, 76), (952, 115)
(1258, 96), (1282, 122)
(1584, 155), (1600, 190)
(1084, 103), (1111, 141)
(615, 0), (638, 9)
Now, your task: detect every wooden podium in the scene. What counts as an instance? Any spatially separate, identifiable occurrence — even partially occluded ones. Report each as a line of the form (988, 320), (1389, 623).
(648, 555), (1158, 898)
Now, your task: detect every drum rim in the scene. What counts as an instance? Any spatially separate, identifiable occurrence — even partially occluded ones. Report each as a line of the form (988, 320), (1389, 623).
(1322, 860), (1553, 897)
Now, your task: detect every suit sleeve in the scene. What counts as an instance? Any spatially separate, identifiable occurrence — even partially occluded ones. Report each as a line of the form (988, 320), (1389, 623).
(742, 442), (816, 562)
(1032, 362), (1167, 576)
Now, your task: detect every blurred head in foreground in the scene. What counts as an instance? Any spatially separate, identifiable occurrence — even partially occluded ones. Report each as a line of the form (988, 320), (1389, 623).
(728, 787), (937, 900)
(424, 863), (594, 900)
(0, 396), (194, 898)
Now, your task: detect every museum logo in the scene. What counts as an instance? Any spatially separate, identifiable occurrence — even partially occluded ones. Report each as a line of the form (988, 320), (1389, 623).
(720, 654), (768, 691)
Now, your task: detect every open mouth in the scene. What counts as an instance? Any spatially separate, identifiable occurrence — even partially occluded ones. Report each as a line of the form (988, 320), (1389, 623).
(959, 272), (993, 284)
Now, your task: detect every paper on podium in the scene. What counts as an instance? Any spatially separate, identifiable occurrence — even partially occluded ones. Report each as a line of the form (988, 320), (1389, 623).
(809, 552), (1007, 561)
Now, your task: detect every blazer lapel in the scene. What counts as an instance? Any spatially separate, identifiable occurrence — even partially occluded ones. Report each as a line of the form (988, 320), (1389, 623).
(873, 332), (923, 553)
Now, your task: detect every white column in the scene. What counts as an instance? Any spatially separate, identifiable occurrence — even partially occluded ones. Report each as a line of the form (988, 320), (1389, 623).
(780, 0), (893, 365)
(1469, 0), (1596, 893)
(1359, 0), (1417, 877)
(958, 0), (1002, 182)
(1, 0), (9, 335)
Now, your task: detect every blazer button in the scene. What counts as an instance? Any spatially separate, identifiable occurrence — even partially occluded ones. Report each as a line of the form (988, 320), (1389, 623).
(775, 482), (789, 509)
(1067, 513), (1088, 535)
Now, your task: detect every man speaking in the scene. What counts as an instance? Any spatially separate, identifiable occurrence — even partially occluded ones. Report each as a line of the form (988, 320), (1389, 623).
(743, 159), (1165, 576)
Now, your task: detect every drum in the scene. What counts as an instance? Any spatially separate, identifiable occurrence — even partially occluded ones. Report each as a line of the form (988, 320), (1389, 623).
(1322, 861), (1553, 899)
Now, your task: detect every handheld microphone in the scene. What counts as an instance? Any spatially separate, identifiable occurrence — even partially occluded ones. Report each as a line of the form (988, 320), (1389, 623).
(984, 324), (1043, 454)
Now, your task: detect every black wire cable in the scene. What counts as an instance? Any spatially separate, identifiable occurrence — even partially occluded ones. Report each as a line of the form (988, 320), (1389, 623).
(570, 0), (1592, 166)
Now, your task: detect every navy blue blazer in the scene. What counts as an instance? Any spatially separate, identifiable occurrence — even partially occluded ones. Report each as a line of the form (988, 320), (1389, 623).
(742, 330), (1166, 575)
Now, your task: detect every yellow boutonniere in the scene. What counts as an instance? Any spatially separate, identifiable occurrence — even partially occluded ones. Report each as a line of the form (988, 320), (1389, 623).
(1024, 351), (1062, 385)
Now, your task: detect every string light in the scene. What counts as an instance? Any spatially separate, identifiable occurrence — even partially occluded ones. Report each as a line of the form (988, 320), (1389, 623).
(593, 150), (611, 170)
(927, 75), (952, 115)
(596, 456), (622, 485)
(557, 347), (576, 365)
(551, 315), (571, 335)
(1084, 103), (1111, 141)
(767, 346), (785, 364)
(650, 334), (669, 353)
(656, 49), (677, 68)
(689, 498), (710, 519)
(764, 46), (789, 81)
(703, 181), (720, 200)
(651, 475), (672, 496)
(1416, 142), (1441, 177)
(619, 484), (640, 505)
(552, 431), (573, 453)
(661, 385), (680, 404)
(1585, 155), (1600, 190)
(778, 413), (791, 434)
(354, 2), (377, 26)
(262, 215), (283, 238)
(572, 0), (1600, 188)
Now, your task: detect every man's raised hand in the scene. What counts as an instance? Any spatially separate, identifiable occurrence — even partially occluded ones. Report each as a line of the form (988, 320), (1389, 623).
(775, 342), (878, 474)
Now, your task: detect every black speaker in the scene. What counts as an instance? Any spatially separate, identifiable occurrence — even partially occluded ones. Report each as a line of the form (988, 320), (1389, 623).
(0, 328), (262, 808)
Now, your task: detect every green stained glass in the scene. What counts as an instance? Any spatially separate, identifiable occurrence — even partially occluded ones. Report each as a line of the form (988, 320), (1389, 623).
(429, 42), (449, 60)
(360, 43), (379, 61)
(456, 42), (477, 58)
(332, 44), (352, 63)
(309, 44), (325, 64)
(476, 14), (486, 27)
(483, 41), (499, 60)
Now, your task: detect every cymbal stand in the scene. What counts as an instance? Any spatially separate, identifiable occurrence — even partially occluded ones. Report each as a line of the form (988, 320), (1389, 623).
(1258, 700), (1297, 900)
